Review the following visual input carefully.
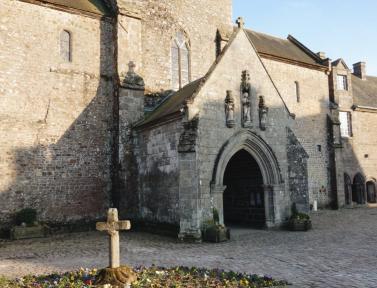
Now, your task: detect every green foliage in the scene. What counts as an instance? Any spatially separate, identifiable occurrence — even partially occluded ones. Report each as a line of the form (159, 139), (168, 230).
(290, 203), (310, 221)
(15, 208), (37, 226)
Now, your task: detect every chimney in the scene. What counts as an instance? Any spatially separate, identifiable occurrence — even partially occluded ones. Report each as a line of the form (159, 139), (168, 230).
(317, 52), (326, 60)
(353, 62), (366, 80)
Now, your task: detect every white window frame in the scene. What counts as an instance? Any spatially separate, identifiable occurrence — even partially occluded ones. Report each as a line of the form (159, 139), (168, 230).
(337, 74), (348, 91)
(339, 111), (352, 137)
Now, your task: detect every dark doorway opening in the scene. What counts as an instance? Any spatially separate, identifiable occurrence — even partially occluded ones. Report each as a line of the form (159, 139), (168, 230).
(367, 181), (376, 204)
(352, 173), (365, 205)
(223, 149), (265, 228)
(344, 173), (352, 205)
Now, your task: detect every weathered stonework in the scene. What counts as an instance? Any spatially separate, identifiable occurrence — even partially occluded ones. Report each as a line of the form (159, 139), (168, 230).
(1, 0), (376, 239)
(0, 0), (115, 225)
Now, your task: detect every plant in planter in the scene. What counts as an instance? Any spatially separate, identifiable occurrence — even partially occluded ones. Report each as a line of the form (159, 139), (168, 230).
(11, 208), (47, 240)
(202, 208), (230, 243)
(288, 203), (312, 231)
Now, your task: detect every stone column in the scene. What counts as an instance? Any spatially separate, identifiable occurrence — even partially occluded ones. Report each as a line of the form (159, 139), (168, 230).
(118, 62), (145, 218)
(178, 152), (201, 241)
(263, 185), (275, 228)
(210, 184), (227, 225)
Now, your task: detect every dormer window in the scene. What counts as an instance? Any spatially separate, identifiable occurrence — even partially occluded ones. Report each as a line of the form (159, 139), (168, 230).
(337, 75), (348, 91)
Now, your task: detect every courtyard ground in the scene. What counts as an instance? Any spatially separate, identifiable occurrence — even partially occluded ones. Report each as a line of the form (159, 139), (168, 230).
(0, 208), (376, 288)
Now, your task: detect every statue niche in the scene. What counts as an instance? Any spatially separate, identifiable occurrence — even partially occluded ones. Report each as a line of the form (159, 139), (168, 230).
(241, 70), (252, 128)
(258, 95), (268, 131)
(225, 90), (235, 128)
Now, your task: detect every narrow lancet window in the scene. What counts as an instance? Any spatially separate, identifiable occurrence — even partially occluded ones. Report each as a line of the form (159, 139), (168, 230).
(295, 81), (300, 103)
(60, 30), (72, 62)
(171, 32), (190, 90)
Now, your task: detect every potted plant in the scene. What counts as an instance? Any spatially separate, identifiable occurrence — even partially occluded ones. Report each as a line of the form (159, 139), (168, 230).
(202, 208), (230, 243)
(10, 208), (47, 240)
(288, 203), (312, 231)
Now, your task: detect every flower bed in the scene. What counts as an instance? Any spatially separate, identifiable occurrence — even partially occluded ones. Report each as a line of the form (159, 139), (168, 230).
(0, 266), (290, 287)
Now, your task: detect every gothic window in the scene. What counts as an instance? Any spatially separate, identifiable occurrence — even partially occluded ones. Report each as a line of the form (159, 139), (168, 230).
(295, 81), (300, 102)
(339, 111), (352, 137)
(171, 32), (190, 90)
(337, 74), (348, 90)
(60, 30), (72, 62)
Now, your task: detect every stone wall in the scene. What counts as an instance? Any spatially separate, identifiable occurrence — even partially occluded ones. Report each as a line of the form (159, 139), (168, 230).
(262, 59), (331, 207)
(0, 1), (115, 225)
(330, 64), (377, 206)
(117, 0), (233, 92)
(131, 120), (183, 225)
(287, 128), (309, 212)
(180, 30), (300, 235)
(342, 110), (377, 183)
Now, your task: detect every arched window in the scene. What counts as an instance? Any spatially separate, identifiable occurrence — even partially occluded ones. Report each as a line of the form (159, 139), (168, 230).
(344, 173), (352, 205)
(367, 180), (376, 204)
(353, 173), (365, 205)
(171, 32), (190, 90)
(295, 81), (300, 103)
(60, 30), (72, 62)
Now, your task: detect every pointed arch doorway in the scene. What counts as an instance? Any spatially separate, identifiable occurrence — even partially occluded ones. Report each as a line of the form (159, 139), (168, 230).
(210, 131), (285, 229)
(223, 149), (265, 228)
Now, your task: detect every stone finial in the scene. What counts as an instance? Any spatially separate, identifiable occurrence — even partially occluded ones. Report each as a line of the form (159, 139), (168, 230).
(122, 61), (145, 90)
(128, 61), (136, 73)
(236, 17), (245, 28)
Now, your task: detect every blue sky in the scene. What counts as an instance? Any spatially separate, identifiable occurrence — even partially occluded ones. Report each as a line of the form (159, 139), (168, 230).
(233, 0), (377, 76)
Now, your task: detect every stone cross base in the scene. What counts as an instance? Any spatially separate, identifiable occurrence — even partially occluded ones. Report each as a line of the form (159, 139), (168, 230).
(95, 266), (137, 288)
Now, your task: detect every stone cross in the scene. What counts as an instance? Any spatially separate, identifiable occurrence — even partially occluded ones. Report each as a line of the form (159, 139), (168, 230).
(96, 208), (131, 268)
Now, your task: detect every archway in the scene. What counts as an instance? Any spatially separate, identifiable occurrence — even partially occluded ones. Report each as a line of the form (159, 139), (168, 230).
(344, 173), (352, 205)
(210, 131), (284, 228)
(367, 181), (376, 204)
(223, 149), (265, 228)
(352, 173), (365, 205)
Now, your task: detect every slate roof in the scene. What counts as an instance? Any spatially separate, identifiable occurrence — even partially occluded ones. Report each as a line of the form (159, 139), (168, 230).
(39, 0), (113, 16)
(137, 78), (204, 127)
(352, 75), (377, 107)
(245, 30), (323, 67)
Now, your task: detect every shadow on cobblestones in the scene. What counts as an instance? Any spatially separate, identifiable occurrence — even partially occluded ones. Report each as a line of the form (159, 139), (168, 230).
(1, 209), (377, 287)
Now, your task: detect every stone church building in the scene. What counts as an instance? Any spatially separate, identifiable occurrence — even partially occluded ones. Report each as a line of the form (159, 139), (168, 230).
(1, 0), (376, 240)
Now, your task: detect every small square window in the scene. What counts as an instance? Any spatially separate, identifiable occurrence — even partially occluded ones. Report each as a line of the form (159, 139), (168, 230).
(337, 75), (348, 91)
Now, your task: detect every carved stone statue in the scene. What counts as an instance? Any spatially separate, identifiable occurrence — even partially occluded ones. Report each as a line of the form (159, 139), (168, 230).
(225, 90), (235, 128)
(258, 95), (268, 131)
(241, 70), (252, 127)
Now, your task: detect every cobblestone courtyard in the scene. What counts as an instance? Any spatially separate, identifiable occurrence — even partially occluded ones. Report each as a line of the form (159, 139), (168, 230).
(1, 208), (377, 287)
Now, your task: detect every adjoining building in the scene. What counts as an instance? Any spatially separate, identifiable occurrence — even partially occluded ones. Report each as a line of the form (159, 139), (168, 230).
(0, 0), (376, 240)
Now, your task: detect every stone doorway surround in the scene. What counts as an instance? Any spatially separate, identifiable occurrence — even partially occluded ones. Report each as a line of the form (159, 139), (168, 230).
(210, 131), (284, 228)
